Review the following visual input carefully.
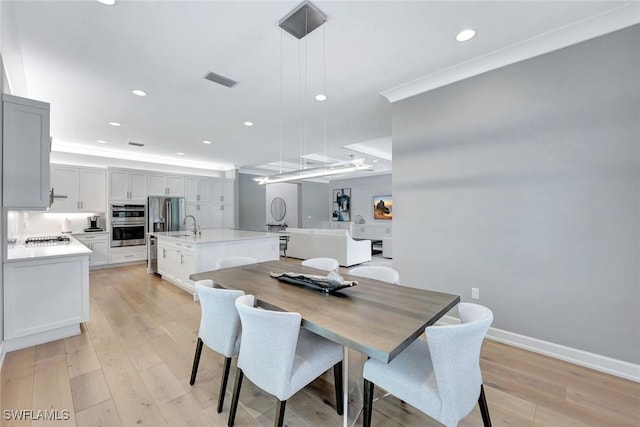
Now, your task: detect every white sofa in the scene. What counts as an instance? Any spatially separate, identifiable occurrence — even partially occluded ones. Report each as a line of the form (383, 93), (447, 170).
(285, 228), (371, 267)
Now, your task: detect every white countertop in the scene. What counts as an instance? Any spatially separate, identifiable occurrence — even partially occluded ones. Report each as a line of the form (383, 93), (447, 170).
(150, 229), (281, 245)
(6, 235), (92, 262)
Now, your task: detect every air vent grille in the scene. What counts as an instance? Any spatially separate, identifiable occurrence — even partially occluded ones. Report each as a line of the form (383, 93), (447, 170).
(128, 141), (144, 147)
(203, 72), (238, 88)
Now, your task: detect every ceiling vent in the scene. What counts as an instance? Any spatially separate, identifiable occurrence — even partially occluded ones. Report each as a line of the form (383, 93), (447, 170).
(279, 1), (327, 39)
(203, 71), (238, 88)
(128, 141), (144, 147)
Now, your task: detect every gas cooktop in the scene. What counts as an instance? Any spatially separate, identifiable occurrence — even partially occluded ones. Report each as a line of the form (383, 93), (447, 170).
(25, 236), (71, 246)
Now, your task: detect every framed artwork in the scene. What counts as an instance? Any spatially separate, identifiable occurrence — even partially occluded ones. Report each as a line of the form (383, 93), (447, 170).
(373, 195), (392, 220)
(332, 188), (351, 221)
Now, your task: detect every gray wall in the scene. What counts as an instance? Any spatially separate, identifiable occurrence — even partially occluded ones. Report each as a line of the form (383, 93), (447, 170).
(392, 25), (640, 364)
(301, 181), (330, 228)
(238, 173), (266, 232)
(331, 174), (392, 225)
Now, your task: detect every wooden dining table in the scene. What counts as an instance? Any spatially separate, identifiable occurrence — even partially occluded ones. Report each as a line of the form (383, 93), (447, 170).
(190, 260), (460, 426)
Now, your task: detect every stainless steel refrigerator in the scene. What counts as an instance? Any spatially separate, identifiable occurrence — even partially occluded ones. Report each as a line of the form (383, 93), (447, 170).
(147, 196), (185, 273)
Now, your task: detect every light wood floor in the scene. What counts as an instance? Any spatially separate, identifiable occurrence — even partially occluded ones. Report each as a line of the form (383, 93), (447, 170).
(2, 263), (638, 426)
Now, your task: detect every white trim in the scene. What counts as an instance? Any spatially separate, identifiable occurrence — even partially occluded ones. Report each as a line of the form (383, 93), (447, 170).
(381, 3), (640, 103)
(438, 315), (640, 383)
(0, 341), (6, 371)
(3, 324), (80, 353)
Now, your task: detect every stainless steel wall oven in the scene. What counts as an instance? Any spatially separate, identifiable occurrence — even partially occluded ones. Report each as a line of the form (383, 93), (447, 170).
(110, 204), (146, 247)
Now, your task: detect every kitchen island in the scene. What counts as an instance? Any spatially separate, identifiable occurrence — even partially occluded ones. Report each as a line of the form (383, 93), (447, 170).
(149, 229), (280, 297)
(4, 235), (91, 351)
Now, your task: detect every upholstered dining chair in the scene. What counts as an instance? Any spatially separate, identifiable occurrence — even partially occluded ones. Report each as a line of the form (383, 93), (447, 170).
(216, 256), (258, 270)
(348, 266), (400, 285)
(362, 303), (494, 427)
(228, 294), (344, 427)
(300, 257), (339, 272)
(190, 280), (245, 413)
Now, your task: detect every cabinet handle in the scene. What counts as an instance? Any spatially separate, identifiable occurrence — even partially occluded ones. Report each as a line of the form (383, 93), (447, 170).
(80, 201), (83, 209)
(124, 255), (133, 258)
(221, 195), (224, 202)
(77, 201), (80, 209)
(163, 248), (166, 258)
(180, 253), (184, 264)
(220, 205), (224, 211)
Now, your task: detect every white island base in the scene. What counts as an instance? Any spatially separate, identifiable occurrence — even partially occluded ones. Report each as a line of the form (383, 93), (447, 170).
(152, 229), (280, 298)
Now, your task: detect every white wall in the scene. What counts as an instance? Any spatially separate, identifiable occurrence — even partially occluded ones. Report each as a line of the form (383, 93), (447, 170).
(265, 182), (298, 228)
(330, 174), (392, 225)
(392, 26), (640, 365)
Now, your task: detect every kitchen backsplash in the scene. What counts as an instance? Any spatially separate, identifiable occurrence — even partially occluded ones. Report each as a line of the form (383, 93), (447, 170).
(7, 211), (107, 237)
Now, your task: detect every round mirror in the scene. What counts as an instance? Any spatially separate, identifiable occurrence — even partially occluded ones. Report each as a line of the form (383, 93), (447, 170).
(270, 197), (286, 222)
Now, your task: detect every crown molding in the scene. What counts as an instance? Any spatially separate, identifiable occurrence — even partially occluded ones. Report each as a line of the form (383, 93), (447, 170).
(381, 3), (640, 103)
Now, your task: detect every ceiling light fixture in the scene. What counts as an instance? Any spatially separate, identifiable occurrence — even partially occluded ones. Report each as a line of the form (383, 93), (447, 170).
(202, 140), (212, 144)
(255, 158), (371, 185)
(109, 121), (121, 127)
(176, 152), (184, 156)
(96, 0), (116, 5)
(456, 28), (476, 42)
(255, 1), (371, 185)
(244, 121), (254, 127)
(97, 140), (108, 144)
(132, 89), (147, 96)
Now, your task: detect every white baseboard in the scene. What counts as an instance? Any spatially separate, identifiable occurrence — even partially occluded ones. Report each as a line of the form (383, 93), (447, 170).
(0, 341), (6, 371)
(438, 315), (640, 383)
(3, 324), (80, 353)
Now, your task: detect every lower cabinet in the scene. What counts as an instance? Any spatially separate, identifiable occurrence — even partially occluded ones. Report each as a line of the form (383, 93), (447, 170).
(109, 246), (147, 264)
(157, 240), (195, 295)
(3, 255), (90, 351)
(156, 236), (278, 297)
(74, 233), (109, 267)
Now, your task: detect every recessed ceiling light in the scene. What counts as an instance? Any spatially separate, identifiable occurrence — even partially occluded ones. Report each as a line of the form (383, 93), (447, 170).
(176, 152), (184, 156)
(244, 121), (254, 127)
(202, 140), (212, 144)
(372, 159), (378, 163)
(315, 94), (327, 101)
(96, 0), (116, 5)
(97, 140), (108, 144)
(109, 121), (121, 127)
(132, 89), (147, 97)
(456, 29), (476, 42)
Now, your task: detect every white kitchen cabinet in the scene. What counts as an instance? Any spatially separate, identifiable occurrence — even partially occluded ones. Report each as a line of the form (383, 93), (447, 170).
(109, 169), (147, 202)
(186, 177), (210, 203)
(109, 246), (147, 264)
(157, 239), (196, 294)
(210, 178), (234, 204)
(50, 165), (106, 212)
(2, 94), (50, 210)
(186, 202), (211, 229)
(74, 233), (109, 267)
(148, 173), (185, 196)
(210, 204), (234, 228)
(154, 231), (278, 297)
(3, 254), (89, 350)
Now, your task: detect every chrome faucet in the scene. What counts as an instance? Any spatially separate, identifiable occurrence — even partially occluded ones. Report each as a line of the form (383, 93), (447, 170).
(183, 214), (200, 236)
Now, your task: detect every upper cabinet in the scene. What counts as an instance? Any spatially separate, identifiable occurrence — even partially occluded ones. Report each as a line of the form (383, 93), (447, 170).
(185, 177), (210, 203)
(50, 165), (106, 212)
(108, 169), (147, 202)
(2, 94), (51, 210)
(148, 173), (185, 197)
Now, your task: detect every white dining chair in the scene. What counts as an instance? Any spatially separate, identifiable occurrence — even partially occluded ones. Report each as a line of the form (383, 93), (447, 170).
(301, 257), (339, 272)
(362, 303), (494, 427)
(228, 294), (344, 427)
(190, 280), (245, 413)
(216, 256), (258, 270)
(348, 266), (400, 285)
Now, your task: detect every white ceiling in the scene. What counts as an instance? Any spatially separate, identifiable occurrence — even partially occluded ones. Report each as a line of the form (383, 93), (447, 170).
(7, 0), (634, 179)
